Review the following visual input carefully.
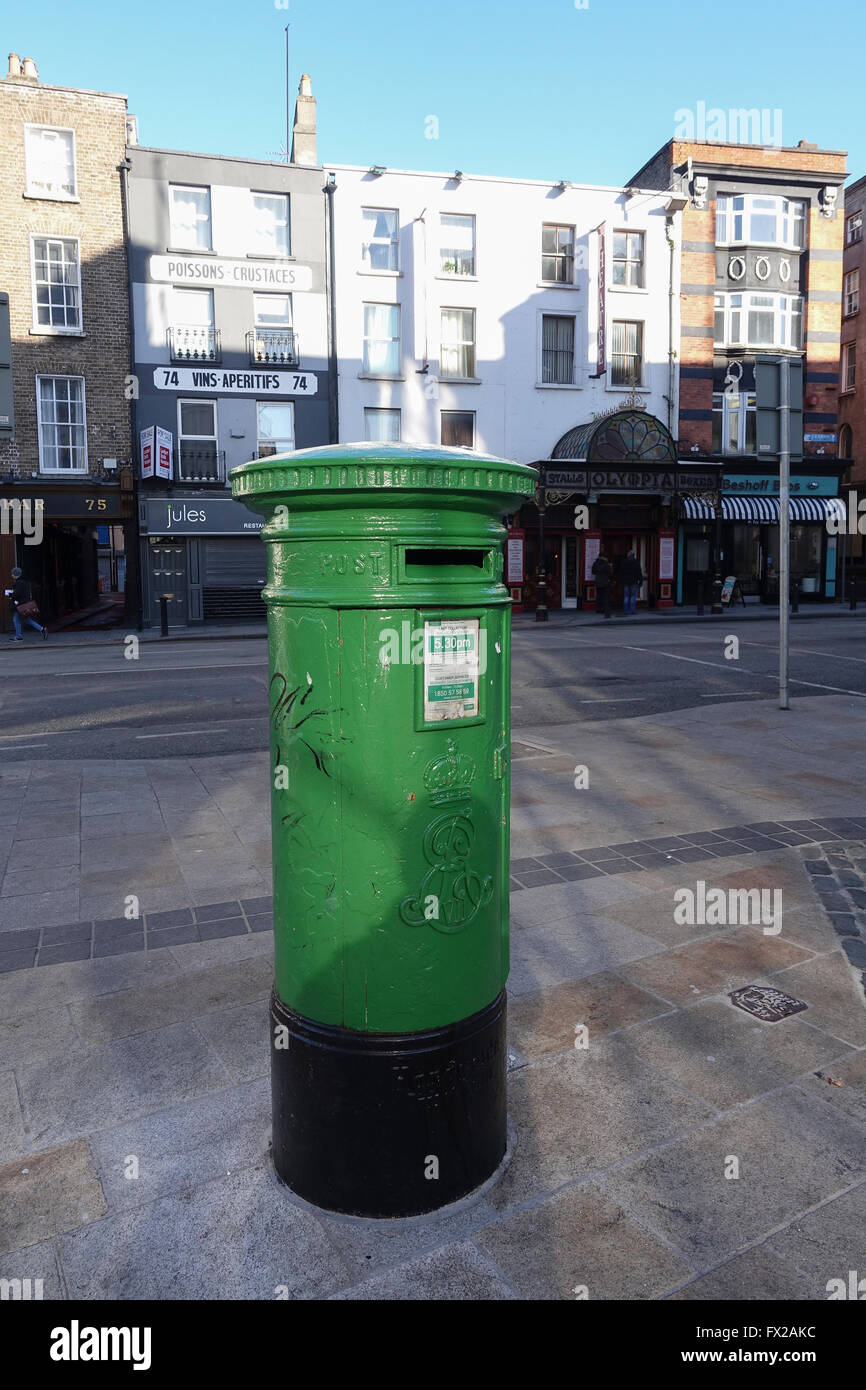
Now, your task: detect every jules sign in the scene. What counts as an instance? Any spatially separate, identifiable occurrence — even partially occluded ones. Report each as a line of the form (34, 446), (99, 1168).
(144, 497), (264, 536)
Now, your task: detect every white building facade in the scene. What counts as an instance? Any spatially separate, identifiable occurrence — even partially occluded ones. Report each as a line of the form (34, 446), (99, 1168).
(327, 166), (686, 609)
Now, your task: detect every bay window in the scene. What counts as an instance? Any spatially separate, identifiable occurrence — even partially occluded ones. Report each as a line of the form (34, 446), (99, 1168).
(716, 194), (806, 250)
(714, 292), (803, 349)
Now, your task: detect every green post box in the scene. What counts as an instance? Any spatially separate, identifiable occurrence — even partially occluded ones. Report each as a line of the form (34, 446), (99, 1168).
(230, 442), (537, 1216)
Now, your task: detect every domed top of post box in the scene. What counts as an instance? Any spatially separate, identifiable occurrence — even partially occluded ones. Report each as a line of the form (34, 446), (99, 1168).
(230, 442), (538, 514)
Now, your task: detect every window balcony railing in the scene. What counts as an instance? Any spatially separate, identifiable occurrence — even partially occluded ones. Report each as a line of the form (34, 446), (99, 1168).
(178, 444), (225, 484)
(247, 327), (299, 367)
(168, 325), (221, 363)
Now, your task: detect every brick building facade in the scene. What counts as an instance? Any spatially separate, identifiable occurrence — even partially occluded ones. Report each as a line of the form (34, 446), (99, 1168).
(0, 55), (133, 625)
(632, 137), (847, 603)
(838, 176), (865, 524)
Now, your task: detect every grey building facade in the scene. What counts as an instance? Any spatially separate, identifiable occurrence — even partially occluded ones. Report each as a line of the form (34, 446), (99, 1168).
(126, 77), (333, 624)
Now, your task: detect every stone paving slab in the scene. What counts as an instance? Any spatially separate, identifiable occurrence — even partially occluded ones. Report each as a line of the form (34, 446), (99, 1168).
(486, 1041), (717, 1213)
(57, 1161), (353, 1301)
(0, 1140), (106, 1254)
(0, 1070), (26, 1163)
(67, 955), (273, 1046)
(16, 1022), (230, 1150)
(599, 1086), (866, 1267)
(507, 971), (671, 1059)
(90, 1080), (271, 1212)
(618, 1000), (853, 1108)
(666, 1244), (818, 1301)
(766, 1180), (866, 1290)
(328, 1240), (519, 1301)
(0, 1240), (65, 1300)
(475, 1182), (694, 1300)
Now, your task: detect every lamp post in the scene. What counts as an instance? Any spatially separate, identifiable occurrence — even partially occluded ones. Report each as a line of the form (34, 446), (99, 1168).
(711, 475), (724, 613)
(535, 477), (548, 623)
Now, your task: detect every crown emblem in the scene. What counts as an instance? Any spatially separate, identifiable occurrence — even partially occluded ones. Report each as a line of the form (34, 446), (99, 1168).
(423, 739), (476, 805)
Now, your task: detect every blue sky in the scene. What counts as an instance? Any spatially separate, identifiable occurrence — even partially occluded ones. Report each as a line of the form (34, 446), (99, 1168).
(12, 0), (864, 185)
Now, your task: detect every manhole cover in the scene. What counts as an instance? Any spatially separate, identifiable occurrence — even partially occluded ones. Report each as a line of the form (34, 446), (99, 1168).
(729, 985), (808, 1023)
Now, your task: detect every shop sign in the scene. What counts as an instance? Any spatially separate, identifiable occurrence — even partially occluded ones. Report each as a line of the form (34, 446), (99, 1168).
(149, 255), (312, 292)
(545, 467), (718, 492)
(144, 496), (264, 535)
(153, 367), (317, 396)
(724, 474), (837, 495)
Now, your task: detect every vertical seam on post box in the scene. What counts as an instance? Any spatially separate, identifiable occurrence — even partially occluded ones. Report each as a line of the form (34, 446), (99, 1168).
(340, 606), (346, 1028)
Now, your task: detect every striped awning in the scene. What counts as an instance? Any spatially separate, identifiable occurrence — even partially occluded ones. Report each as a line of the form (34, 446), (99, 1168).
(680, 496), (844, 523)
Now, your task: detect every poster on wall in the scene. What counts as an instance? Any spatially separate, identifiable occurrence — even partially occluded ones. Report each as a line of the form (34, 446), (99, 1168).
(506, 531), (525, 585)
(155, 426), (173, 481)
(584, 534), (601, 582)
(140, 426), (154, 480)
(659, 534), (675, 581)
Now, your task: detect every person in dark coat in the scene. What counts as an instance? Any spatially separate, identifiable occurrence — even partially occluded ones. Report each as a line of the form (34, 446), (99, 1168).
(7, 568), (46, 641)
(620, 551), (644, 615)
(591, 551), (613, 618)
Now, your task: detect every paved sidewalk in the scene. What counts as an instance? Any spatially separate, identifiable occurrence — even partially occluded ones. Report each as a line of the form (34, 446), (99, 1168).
(1, 695), (866, 1299)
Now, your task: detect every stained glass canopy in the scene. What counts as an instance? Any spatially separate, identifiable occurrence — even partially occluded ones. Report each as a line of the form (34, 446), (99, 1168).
(551, 408), (677, 464)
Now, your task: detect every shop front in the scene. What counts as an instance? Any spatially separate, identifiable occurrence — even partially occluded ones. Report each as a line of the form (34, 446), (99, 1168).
(140, 494), (266, 625)
(678, 473), (842, 603)
(518, 405), (719, 612)
(0, 479), (132, 629)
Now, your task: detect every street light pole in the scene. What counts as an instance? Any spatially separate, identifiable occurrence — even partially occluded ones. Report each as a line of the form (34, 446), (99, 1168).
(779, 356), (790, 710)
(535, 480), (548, 622)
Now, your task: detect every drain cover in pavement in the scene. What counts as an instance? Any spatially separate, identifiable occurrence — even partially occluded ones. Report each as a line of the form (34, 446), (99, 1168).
(729, 985), (808, 1023)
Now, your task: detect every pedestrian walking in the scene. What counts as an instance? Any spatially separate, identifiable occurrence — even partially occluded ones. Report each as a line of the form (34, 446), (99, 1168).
(7, 568), (47, 642)
(620, 550), (644, 615)
(591, 550), (613, 618)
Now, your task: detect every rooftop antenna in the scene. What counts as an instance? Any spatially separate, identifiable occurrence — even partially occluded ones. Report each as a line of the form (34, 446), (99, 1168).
(285, 25), (290, 163)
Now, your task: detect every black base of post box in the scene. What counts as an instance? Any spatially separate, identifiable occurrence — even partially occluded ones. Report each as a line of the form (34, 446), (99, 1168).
(270, 987), (507, 1218)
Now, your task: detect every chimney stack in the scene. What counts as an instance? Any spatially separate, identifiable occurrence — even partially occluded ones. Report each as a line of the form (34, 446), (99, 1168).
(6, 53), (22, 79)
(20, 56), (38, 82)
(290, 73), (317, 166)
